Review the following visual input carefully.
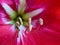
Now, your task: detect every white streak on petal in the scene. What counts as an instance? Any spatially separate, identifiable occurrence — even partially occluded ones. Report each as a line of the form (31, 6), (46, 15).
(2, 18), (10, 24)
(0, 12), (6, 17)
(19, 25), (26, 32)
(17, 31), (21, 43)
(2, 18), (14, 24)
(18, 0), (26, 14)
(1, 3), (17, 19)
(10, 25), (15, 32)
(20, 33), (24, 45)
(32, 20), (38, 28)
(5, 21), (15, 24)
(23, 33), (27, 38)
(26, 8), (44, 18)
(17, 25), (26, 44)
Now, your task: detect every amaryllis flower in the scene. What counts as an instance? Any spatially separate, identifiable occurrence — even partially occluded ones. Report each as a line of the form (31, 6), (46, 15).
(0, 0), (44, 45)
(0, 0), (60, 45)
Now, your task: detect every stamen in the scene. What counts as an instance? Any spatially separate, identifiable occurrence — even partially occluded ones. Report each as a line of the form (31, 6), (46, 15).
(28, 18), (32, 31)
(39, 18), (43, 25)
(26, 8), (44, 18)
(1, 3), (17, 19)
(15, 22), (20, 30)
(19, 17), (23, 25)
(16, 22), (20, 26)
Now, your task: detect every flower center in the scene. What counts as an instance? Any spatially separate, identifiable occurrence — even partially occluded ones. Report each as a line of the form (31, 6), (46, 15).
(15, 16), (32, 31)
(1, 2), (44, 31)
(14, 14), (28, 25)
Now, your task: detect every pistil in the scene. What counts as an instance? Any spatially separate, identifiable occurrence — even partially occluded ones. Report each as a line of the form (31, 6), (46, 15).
(28, 18), (32, 31)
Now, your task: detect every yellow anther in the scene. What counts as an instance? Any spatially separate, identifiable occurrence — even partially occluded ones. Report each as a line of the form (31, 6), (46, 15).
(39, 18), (43, 25)
(16, 22), (20, 26)
(19, 17), (23, 25)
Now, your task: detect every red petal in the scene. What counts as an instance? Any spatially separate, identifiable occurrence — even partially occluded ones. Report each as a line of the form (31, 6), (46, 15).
(23, 22), (60, 45)
(0, 0), (17, 11)
(0, 9), (10, 24)
(21, 0), (60, 45)
(0, 25), (17, 45)
(25, 0), (49, 12)
(0, 0), (18, 24)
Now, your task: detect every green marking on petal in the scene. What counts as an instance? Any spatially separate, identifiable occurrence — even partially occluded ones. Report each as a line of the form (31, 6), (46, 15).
(18, 0), (26, 14)
(25, 8), (44, 18)
(1, 3), (17, 20)
(21, 14), (28, 21)
(23, 21), (28, 26)
(9, 20), (16, 24)
(5, 20), (15, 24)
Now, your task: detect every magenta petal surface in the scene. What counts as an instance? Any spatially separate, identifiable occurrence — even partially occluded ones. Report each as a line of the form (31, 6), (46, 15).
(0, 25), (17, 45)
(0, 0), (60, 45)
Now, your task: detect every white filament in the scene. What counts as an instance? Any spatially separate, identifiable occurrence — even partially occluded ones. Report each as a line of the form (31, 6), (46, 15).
(29, 18), (32, 31)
